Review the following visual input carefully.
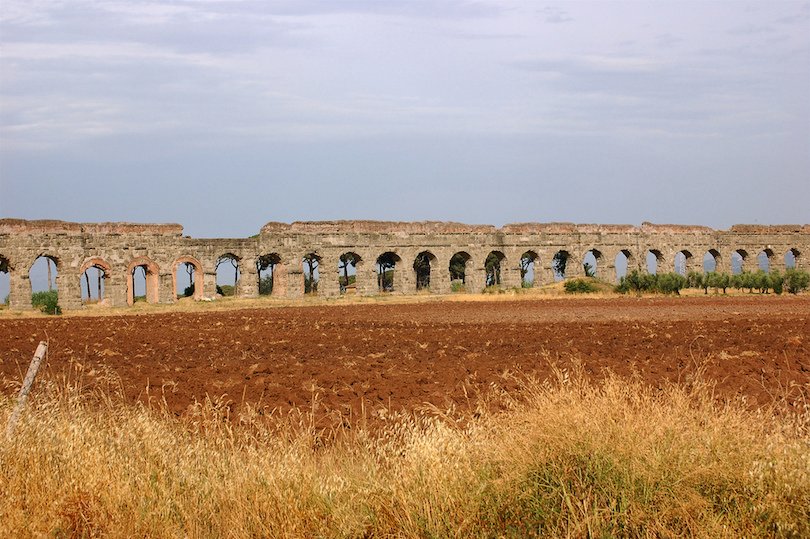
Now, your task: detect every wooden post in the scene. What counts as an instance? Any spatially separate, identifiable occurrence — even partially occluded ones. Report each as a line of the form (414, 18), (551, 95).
(5, 341), (48, 440)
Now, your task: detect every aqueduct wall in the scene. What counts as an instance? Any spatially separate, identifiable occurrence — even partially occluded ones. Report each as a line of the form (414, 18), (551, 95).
(0, 218), (807, 310)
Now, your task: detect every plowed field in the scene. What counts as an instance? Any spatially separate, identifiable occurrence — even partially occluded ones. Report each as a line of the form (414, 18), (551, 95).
(1, 296), (808, 419)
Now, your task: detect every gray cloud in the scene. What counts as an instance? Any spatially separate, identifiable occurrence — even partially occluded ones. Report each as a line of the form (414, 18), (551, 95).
(1, 0), (808, 236)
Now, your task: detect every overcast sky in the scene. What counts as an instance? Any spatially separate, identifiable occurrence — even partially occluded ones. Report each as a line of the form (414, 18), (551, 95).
(1, 1), (808, 238)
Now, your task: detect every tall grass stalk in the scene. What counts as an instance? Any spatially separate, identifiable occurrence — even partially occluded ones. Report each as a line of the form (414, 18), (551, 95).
(1, 369), (808, 538)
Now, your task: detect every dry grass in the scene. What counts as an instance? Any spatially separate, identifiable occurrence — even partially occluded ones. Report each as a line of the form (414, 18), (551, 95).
(1, 367), (808, 538)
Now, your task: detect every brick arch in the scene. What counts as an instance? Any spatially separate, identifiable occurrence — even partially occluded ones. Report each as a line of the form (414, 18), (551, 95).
(172, 255), (204, 301)
(80, 256), (112, 275)
(79, 256), (112, 305)
(127, 256), (160, 306)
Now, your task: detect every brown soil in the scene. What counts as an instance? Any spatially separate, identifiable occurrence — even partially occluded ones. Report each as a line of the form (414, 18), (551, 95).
(1, 296), (808, 420)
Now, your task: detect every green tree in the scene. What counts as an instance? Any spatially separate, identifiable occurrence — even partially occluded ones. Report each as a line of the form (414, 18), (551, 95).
(784, 268), (810, 294)
(552, 251), (568, 278)
(303, 254), (319, 294)
(484, 253), (502, 287)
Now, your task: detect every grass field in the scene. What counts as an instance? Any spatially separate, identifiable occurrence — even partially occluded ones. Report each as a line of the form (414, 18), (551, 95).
(2, 367), (808, 538)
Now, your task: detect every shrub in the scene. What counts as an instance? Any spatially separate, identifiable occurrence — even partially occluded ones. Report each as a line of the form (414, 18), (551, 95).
(259, 275), (273, 295)
(564, 278), (598, 294)
(31, 290), (61, 315)
(450, 280), (465, 293)
(657, 273), (687, 295)
(770, 270), (783, 295)
(686, 271), (705, 291)
(784, 268), (810, 294)
(183, 284), (195, 297)
(216, 285), (235, 297)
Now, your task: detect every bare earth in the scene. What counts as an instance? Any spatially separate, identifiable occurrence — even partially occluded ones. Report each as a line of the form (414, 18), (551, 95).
(1, 296), (808, 419)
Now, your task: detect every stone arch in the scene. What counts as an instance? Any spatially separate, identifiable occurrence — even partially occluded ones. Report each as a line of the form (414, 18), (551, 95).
(257, 253), (283, 296)
(172, 255), (204, 301)
(703, 249), (721, 273)
(29, 254), (60, 304)
(674, 249), (694, 276)
(784, 248), (800, 269)
(646, 249), (663, 275)
(80, 256), (112, 305)
(552, 250), (570, 281)
(302, 252), (321, 294)
(449, 251), (471, 291)
(338, 252), (362, 294)
(614, 249), (635, 282)
(413, 251), (437, 291)
(583, 249), (603, 279)
(757, 248), (774, 272)
(485, 251), (506, 286)
(127, 256), (159, 305)
(731, 249), (748, 275)
(0, 254), (10, 307)
(216, 253), (241, 296)
(519, 250), (539, 287)
(376, 251), (401, 292)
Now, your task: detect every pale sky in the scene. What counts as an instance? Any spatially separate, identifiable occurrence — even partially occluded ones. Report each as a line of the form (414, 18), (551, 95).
(1, 1), (808, 238)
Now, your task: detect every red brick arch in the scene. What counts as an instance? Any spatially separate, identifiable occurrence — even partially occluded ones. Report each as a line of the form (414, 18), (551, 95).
(127, 256), (160, 306)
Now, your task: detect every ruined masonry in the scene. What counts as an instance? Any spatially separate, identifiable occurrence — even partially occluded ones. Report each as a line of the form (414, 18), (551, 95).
(0, 218), (807, 311)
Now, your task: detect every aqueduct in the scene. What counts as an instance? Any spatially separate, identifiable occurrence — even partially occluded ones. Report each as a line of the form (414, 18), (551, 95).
(1, 218), (807, 310)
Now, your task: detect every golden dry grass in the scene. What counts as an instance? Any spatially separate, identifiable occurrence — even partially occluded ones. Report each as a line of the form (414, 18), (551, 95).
(1, 365), (808, 538)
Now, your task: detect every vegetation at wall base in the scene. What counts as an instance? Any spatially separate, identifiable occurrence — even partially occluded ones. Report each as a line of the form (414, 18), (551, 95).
(1, 370), (807, 537)
(30, 290), (61, 314)
(216, 285), (235, 297)
(617, 268), (810, 296)
(564, 278), (599, 294)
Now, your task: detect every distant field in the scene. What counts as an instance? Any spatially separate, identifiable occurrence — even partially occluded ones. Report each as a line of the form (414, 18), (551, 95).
(2, 295), (807, 420)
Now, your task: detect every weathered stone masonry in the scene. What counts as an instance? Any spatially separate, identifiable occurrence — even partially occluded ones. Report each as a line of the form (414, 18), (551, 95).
(0, 218), (807, 311)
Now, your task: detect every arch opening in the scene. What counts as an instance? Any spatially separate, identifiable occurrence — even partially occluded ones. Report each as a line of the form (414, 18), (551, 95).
(614, 250), (633, 282)
(583, 249), (602, 278)
(0, 255), (10, 307)
(646, 249), (663, 275)
(731, 249), (748, 275)
(520, 251), (538, 287)
(29, 255), (59, 311)
(339, 252), (361, 295)
(703, 250), (720, 273)
(414, 251), (436, 291)
(449, 252), (471, 292)
(216, 253), (240, 296)
(81, 257), (111, 305)
(258, 253), (282, 296)
(376, 252), (400, 292)
(173, 256), (203, 301)
(757, 249), (773, 272)
(127, 257), (159, 305)
(785, 248), (799, 269)
(552, 250), (570, 281)
(303, 253), (321, 294)
(674, 250), (693, 277)
(485, 251), (505, 287)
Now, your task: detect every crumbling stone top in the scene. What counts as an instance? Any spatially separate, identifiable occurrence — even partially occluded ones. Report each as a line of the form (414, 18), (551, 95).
(262, 220), (497, 234)
(640, 222), (715, 234)
(502, 223), (637, 234)
(0, 219), (183, 236)
(729, 224), (807, 234)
